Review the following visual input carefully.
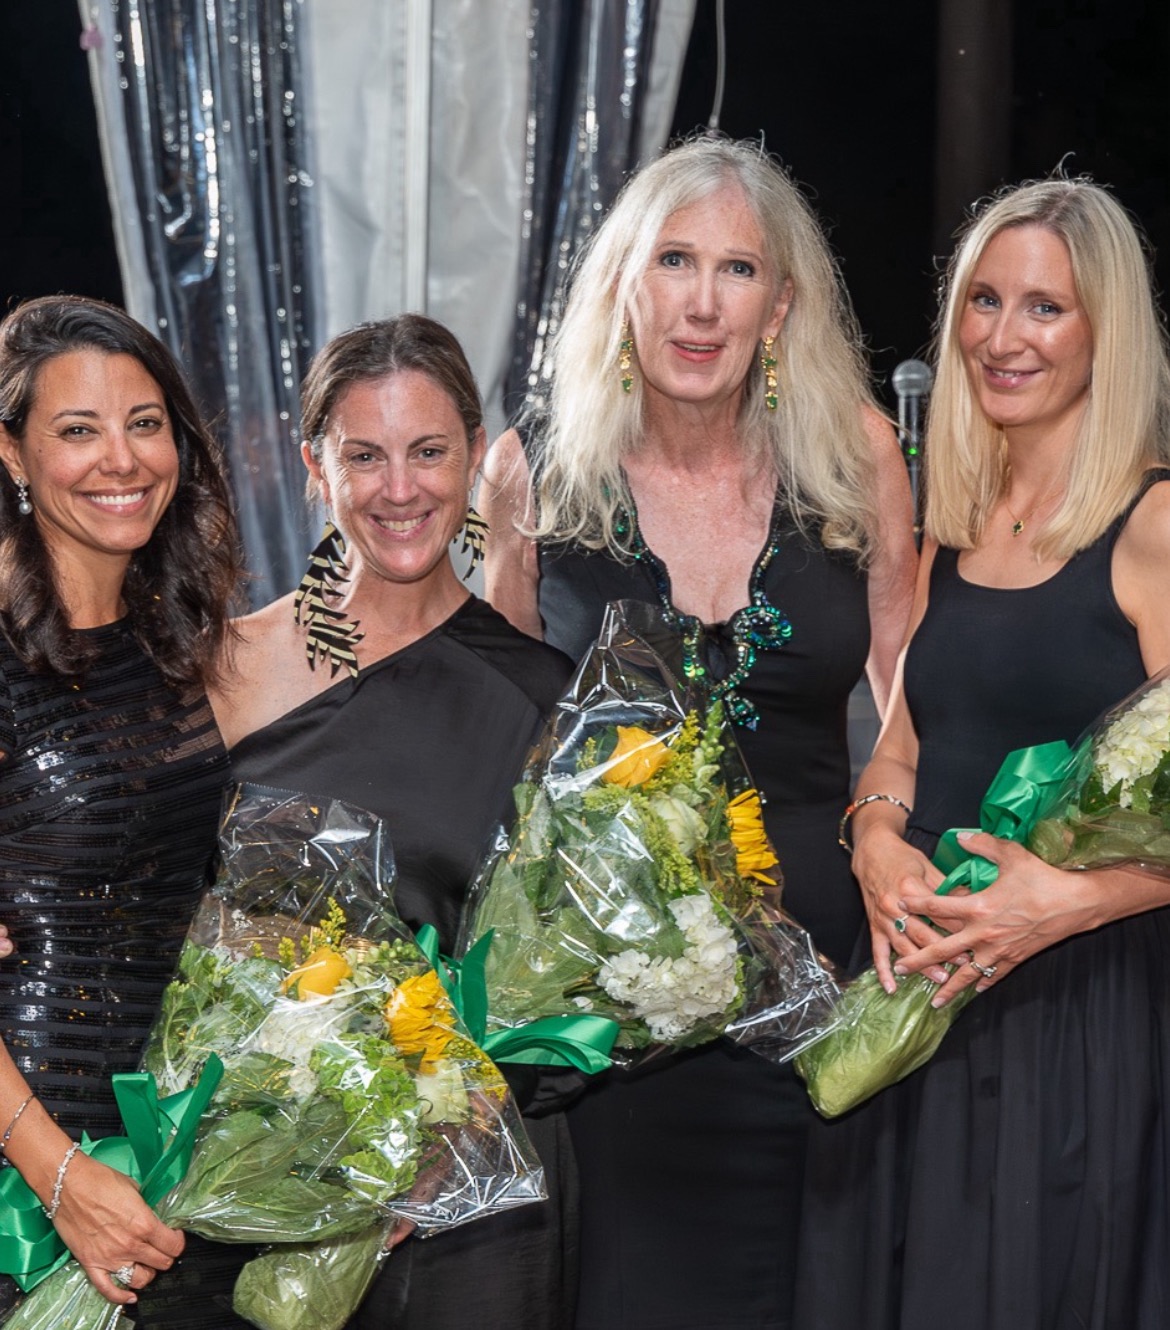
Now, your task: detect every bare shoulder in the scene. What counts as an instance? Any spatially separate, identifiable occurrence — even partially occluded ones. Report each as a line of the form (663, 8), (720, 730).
(861, 404), (906, 470)
(1114, 475), (1170, 673)
(210, 593), (303, 747)
(481, 428), (542, 637)
(482, 427), (532, 498)
(1118, 474), (1170, 559)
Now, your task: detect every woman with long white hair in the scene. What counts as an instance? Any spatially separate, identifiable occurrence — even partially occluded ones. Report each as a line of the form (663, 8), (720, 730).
(484, 135), (916, 1329)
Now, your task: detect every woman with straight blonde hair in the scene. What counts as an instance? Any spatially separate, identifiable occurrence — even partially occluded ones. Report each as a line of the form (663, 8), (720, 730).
(796, 177), (1170, 1330)
(483, 134), (916, 1330)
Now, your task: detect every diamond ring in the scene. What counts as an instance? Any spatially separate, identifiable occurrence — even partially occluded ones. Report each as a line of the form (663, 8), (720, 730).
(112, 1264), (135, 1288)
(893, 915), (909, 934)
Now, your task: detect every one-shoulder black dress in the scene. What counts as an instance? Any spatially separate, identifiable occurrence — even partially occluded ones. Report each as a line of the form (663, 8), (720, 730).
(0, 622), (230, 1322)
(538, 501), (870, 1330)
(794, 478), (1170, 1330)
(230, 596), (579, 1330)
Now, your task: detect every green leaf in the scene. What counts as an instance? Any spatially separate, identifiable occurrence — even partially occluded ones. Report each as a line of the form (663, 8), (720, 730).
(232, 1223), (387, 1330)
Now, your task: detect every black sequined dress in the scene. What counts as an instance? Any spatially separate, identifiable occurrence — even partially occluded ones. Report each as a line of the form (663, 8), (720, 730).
(0, 621), (230, 1321)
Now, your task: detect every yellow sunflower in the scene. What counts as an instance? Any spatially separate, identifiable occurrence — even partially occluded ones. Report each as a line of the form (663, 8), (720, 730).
(383, 970), (457, 1073)
(727, 789), (780, 882)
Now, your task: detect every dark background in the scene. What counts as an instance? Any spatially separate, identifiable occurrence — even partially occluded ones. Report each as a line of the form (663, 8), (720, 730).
(3, 0), (1168, 410)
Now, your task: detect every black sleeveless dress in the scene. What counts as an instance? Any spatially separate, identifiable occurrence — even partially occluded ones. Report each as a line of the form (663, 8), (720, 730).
(794, 476), (1170, 1330)
(0, 621), (231, 1322)
(229, 596), (580, 1330)
(538, 503), (870, 1330)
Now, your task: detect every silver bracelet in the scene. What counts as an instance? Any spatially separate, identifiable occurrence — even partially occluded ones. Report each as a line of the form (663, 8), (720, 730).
(838, 792), (912, 854)
(43, 1141), (81, 1221)
(0, 1093), (35, 1152)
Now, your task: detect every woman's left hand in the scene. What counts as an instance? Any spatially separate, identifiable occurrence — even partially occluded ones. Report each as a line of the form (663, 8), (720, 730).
(893, 830), (1101, 1006)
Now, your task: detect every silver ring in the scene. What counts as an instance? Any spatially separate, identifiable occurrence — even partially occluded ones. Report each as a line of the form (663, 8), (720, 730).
(893, 915), (909, 934)
(968, 958), (997, 980)
(112, 1263), (135, 1288)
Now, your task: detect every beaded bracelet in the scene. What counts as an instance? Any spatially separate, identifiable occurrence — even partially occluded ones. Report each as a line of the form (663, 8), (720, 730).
(43, 1141), (81, 1222)
(837, 792), (912, 854)
(0, 1093), (34, 1152)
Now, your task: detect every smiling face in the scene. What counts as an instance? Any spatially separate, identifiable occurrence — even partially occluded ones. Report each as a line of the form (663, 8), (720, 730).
(305, 369), (485, 592)
(628, 184), (790, 415)
(0, 348), (180, 581)
(958, 224), (1094, 448)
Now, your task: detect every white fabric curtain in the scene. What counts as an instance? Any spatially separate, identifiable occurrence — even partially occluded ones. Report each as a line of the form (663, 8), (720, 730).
(303, 0), (694, 436)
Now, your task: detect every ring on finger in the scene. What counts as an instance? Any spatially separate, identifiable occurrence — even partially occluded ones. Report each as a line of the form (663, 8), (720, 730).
(968, 957), (997, 980)
(892, 915), (909, 934)
(111, 1263), (135, 1288)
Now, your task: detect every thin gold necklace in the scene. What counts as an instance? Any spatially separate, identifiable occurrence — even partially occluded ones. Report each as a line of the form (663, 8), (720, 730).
(1003, 484), (1061, 537)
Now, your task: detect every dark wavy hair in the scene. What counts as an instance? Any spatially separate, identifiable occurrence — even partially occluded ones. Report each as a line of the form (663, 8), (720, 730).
(0, 295), (242, 690)
(300, 313), (483, 499)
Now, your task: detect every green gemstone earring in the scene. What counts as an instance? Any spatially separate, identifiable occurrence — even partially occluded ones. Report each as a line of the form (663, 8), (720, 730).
(619, 321), (634, 394)
(761, 336), (778, 410)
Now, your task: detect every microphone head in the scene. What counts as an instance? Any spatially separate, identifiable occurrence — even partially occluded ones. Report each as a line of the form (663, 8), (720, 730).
(892, 359), (934, 398)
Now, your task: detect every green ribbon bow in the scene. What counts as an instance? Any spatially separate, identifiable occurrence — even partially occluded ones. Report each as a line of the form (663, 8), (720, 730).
(932, 740), (1078, 894)
(415, 925), (618, 1073)
(0, 1056), (223, 1292)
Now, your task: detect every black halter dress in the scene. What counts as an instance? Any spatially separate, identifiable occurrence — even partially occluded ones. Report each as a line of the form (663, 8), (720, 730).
(538, 499), (870, 1330)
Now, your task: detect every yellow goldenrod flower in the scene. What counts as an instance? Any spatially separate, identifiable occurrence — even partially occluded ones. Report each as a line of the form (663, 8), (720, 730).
(383, 970), (457, 1073)
(602, 726), (671, 787)
(281, 944), (352, 999)
(727, 789), (779, 882)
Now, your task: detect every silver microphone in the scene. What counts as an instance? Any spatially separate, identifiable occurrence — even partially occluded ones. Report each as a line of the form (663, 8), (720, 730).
(892, 359), (933, 537)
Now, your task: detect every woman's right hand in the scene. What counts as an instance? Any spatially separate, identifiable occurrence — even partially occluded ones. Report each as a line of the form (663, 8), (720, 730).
(49, 1152), (185, 1305)
(853, 822), (949, 992)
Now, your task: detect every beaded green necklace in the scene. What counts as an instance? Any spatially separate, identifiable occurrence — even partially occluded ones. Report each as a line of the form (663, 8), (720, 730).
(614, 504), (793, 729)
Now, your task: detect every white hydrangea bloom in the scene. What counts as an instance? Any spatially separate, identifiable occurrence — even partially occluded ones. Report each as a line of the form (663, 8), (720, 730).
(1093, 678), (1170, 806)
(248, 996), (352, 1097)
(597, 893), (739, 1042)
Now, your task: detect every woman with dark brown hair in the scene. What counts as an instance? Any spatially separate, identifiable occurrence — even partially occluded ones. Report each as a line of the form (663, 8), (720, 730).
(212, 313), (577, 1329)
(0, 294), (241, 1318)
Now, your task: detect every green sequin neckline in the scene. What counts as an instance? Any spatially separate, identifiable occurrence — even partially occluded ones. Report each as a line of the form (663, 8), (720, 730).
(614, 500), (793, 729)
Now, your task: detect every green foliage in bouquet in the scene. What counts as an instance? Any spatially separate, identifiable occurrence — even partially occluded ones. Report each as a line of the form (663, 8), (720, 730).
(1028, 677), (1170, 868)
(232, 1224), (386, 1330)
(799, 672), (1170, 1119)
(468, 704), (783, 1051)
(795, 967), (976, 1118)
(2, 790), (542, 1330)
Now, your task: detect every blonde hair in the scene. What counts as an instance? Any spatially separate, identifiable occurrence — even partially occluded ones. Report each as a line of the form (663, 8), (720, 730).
(528, 136), (882, 561)
(926, 177), (1170, 557)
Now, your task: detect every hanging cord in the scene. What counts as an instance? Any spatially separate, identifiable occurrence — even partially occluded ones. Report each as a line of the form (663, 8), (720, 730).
(707, 0), (727, 131)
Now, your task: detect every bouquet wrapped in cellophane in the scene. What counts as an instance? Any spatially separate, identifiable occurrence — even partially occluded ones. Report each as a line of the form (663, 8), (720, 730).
(1027, 667), (1170, 870)
(459, 601), (842, 1064)
(797, 668), (1170, 1119)
(2, 788), (542, 1330)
